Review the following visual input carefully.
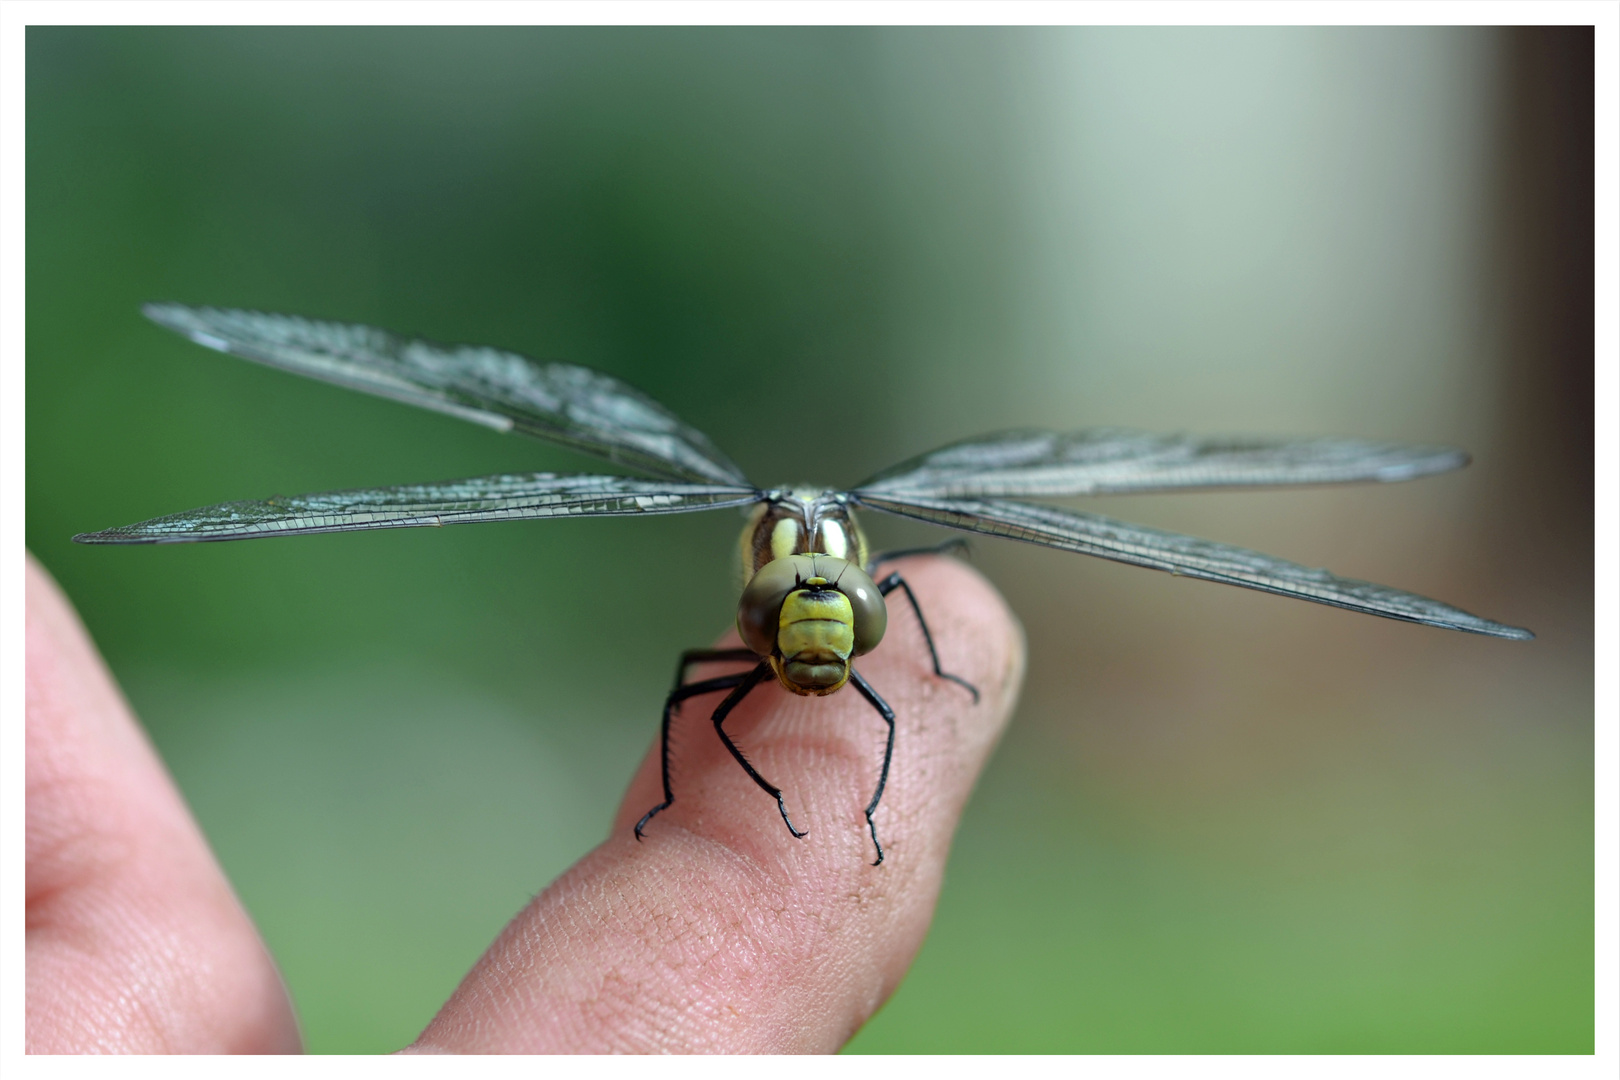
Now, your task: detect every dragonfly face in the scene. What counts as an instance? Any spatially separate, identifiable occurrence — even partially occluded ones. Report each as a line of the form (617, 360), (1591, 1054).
(736, 552), (886, 696)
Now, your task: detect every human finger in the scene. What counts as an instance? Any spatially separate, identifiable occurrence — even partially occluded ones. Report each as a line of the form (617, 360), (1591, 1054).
(25, 554), (301, 1053)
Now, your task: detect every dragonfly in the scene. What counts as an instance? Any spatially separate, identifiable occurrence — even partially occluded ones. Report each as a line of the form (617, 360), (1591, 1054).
(76, 304), (1534, 865)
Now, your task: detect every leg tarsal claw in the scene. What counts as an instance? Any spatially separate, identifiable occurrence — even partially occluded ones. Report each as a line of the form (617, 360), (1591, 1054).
(777, 797), (808, 838)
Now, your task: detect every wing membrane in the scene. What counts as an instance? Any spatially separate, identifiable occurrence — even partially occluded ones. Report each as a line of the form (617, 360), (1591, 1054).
(74, 474), (760, 544)
(857, 428), (1468, 498)
(143, 304), (749, 485)
(855, 493), (1532, 640)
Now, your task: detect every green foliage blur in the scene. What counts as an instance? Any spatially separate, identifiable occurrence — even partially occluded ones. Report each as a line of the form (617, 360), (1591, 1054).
(27, 27), (1592, 1053)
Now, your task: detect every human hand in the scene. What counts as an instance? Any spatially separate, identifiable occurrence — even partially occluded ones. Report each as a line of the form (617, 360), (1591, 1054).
(26, 552), (1024, 1053)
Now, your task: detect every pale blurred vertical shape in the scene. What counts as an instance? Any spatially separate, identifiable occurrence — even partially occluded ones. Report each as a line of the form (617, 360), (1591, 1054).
(980, 28), (1501, 443)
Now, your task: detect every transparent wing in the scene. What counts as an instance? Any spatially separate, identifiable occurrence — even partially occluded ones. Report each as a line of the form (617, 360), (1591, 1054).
(74, 474), (761, 545)
(856, 428), (1468, 499)
(854, 493), (1533, 640)
(143, 303), (750, 486)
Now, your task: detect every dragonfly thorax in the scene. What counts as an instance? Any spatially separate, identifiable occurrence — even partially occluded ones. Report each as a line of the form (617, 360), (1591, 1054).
(737, 489), (869, 583)
(736, 553), (887, 696)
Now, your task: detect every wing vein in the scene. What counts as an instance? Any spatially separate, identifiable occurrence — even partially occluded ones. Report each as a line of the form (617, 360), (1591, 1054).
(75, 474), (761, 544)
(143, 304), (750, 485)
(856, 428), (1468, 498)
(854, 493), (1532, 640)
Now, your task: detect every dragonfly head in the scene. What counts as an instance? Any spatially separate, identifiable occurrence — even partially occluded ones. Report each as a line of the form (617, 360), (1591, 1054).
(736, 553), (886, 696)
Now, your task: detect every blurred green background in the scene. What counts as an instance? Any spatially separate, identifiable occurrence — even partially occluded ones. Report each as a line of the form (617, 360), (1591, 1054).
(27, 27), (1592, 1053)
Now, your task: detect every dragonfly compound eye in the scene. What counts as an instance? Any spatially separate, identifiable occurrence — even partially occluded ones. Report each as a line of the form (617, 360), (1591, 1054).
(736, 554), (888, 676)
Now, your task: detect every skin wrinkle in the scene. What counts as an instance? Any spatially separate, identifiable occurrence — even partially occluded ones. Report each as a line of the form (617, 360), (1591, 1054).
(25, 800), (136, 923)
(605, 859), (789, 1037)
(45, 894), (178, 1050)
(412, 557), (1023, 1053)
(39, 837), (264, 1052)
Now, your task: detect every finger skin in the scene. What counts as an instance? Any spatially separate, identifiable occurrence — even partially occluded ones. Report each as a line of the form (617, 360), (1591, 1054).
(25, 555), (301, 1054)
(411, 556), (1025, 1054)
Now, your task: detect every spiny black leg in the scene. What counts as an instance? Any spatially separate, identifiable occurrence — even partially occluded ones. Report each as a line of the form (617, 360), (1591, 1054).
(711, 662), (807, 839)
(876, 571), (980, 703)
(673, 647), (759, 687)
(635, 668), (758, 841)
(849, 668), (896, 866)
(865, 536), (970, 574)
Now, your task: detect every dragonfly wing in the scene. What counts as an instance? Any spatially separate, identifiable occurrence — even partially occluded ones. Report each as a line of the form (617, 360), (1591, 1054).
(142, 303), (750, 485)
(853, 493), (1533, 640)
(74, 474), (761, 544)
(856, 428), (1468, 498)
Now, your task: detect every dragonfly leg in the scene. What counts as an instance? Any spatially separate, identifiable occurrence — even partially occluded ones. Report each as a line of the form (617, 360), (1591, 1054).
(875, 571), (980, 703)
(635, 662), (764, 841)
(865, 536), (970, 574)
(673, 647), (759, 687)
(711, 662), (807, 839)
(849, 668), (896, 866)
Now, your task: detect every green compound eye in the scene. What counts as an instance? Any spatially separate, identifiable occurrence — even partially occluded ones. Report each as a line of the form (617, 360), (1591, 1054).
(736, 554), (886, 658)
(836, 560), (886, 656)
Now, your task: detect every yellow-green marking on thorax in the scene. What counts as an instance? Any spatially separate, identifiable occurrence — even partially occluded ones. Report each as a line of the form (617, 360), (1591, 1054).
(736, 489), (869, 585)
